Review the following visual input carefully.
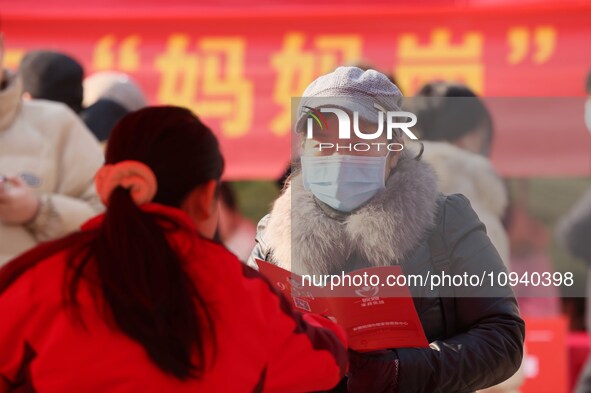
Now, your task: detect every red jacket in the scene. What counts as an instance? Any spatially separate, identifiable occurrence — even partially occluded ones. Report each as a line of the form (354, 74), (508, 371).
(0, 204), (347, 392)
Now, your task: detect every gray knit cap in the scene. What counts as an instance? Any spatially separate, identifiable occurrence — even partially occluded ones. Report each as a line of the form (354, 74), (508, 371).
(296, 66), (403, 132)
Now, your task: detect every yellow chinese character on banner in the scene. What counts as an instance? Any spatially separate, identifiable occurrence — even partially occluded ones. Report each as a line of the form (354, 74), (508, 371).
(154, 35), (253, 138)
(396, 29), (484, 94)
(270, 33), (362, 136)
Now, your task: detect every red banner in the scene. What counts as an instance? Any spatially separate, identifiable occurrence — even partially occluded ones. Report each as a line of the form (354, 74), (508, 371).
(522, 317), (570, 393)
(3, 3), (591, 178)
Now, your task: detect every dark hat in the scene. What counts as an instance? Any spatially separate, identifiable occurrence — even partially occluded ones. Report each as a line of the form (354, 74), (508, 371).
(412, 81), (492, 142)
(19, 50), (84, 113)
(80, 98), (129, 141)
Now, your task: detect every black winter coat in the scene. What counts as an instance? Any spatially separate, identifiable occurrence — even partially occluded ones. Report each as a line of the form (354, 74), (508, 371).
(248, 155), (525, 393)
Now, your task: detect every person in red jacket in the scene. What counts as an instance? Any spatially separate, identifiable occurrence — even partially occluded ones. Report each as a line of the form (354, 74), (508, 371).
(0, 106), (347, 393)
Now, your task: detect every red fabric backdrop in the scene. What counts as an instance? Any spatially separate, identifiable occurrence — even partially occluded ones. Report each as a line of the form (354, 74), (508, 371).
(2, 2), (591, 178)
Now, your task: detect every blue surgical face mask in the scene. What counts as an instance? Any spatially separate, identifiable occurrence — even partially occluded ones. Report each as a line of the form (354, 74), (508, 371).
(301, 154), (387, 213)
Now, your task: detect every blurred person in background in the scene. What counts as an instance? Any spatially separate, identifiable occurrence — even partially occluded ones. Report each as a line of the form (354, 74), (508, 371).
(411, 81), (509, 266)
(20, 54), (147, 144)
(413, 82), (565, 393)
(0, 106), (348, 392)
(0, 34), (103, 266)
(81, 71), (147, 143)
(19, 49), (84, 114)
(413, 81), (560, 314)
(556, 69), (591, 393)
(217, 182), (256, 262)
(503, 190), (560, 319)
(249, 67), (524, 393)
(558, 185), (591, 393)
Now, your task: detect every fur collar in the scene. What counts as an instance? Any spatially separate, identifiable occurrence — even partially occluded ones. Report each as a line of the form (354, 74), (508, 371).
(264, 152), (439, 275)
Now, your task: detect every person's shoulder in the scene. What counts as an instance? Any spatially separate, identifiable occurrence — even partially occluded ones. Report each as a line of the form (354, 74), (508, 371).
(22, 99), (87, 131)
(198, 238), (238, 260)
(20, 99), (98, 145)
(192, 238), (246, 275)
(21, 98), (77, 119)
(438, 193), (486, 246)
(422, 141), (492, 172)
(422, 141), (503, 193)
(201, 239), (260, 273)
(440, 193), (481, 225)
(192, 237), (276, 296)
(0, 246), (70, 303)
(441, 193), (473, 215)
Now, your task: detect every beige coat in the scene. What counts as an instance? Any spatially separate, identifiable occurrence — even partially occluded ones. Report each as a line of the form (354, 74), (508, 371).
(0, 70), (104, 266)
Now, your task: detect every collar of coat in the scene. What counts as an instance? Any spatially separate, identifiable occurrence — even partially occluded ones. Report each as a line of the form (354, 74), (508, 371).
(264, 150), (440, 275)
(0, 70), (23, 132)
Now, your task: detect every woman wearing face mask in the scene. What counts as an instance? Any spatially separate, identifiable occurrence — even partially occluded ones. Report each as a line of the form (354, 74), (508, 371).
(0, 107), (348, 392)
(248, 67), (524, 393)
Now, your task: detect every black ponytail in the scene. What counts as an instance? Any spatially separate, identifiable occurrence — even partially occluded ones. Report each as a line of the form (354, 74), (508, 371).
(68, 107), (223, 379)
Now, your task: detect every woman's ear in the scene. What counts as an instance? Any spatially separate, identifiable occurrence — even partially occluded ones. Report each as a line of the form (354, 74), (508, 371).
(388, 150), (401, 169)
(384, 149), (402, 181)
(201, 180), (219, 218)
(181, 180), (219, 239)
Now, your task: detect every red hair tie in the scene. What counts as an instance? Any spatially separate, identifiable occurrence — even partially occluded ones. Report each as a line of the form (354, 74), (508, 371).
(95, 161), (157, 205)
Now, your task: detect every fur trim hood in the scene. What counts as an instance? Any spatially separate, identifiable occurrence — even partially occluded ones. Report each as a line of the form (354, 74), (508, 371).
(264, 152), (439, 275)
(421, 141), (507, 218)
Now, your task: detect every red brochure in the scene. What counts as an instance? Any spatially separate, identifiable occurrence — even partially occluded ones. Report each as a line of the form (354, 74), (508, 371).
(256, 259), (429, 351)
